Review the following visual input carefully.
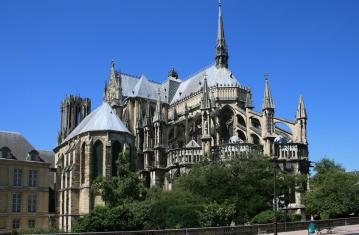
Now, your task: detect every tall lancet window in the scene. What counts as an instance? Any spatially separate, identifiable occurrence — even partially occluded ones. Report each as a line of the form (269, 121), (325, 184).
(111, 141), (122, 176)
(81, 143), (86, 184)
(92, 141), (103, 180)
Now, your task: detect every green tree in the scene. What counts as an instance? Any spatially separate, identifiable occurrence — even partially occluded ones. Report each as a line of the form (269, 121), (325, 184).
(198, 200), (236, 227)
(142, 187), (203, 229)
(174, 153), (302, 224)
(73, 204), (146, 232)
(91, 151), (146, 207)
(303, 159), (359, 219)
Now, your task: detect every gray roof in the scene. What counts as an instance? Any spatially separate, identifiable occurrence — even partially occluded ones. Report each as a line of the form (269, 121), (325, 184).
(63, 102), (131, 143)
(0, 131), (54, 164)
(170, 64), (238, 104)
(0, 131), (34, 161)
(38, 150), (55, 168)
(121, 73), (166, 102)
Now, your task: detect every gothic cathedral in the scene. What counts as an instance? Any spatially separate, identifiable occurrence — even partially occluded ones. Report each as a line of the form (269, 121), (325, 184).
(54, 2), (309, 231)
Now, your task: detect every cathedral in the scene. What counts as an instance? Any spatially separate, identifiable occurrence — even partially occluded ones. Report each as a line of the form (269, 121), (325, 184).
(54, 2), (309, 231)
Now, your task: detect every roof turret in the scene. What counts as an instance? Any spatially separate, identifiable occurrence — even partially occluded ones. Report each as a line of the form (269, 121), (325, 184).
(262, 76), (275, 110)
(296, 95), (307, 119)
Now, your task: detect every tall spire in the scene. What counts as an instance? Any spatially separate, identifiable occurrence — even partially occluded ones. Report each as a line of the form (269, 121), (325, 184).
(110, 60), (116, 81)
(296, 95), (307, 119)
(262, 75), (275, 110)
(201, 73), (211, 109)
(104, 60), (122, 108)
(215, 0), (229, 69)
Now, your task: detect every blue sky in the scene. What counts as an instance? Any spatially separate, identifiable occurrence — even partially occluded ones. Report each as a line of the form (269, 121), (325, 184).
(0, 0), (358, 171)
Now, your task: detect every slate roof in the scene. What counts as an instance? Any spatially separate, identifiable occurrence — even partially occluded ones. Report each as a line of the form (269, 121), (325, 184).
(63, 102), (131, 143)
(170, 64), (238, 104)
(0, 131), (54, 164)
(121, 73), (166, 102)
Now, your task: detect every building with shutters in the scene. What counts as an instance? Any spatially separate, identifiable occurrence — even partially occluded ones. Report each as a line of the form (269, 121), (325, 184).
(0, 131), (55, 231)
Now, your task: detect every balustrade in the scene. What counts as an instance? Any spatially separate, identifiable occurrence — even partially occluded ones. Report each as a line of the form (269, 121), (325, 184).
(276, 143), (308, 160)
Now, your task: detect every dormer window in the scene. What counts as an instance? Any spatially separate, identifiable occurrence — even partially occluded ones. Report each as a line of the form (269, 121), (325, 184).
(0, 147), (11, 159)
(27, 150), (40, 162)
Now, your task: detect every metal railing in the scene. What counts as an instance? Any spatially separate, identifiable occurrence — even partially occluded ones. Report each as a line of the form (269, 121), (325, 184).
(36, 217), (359, 235)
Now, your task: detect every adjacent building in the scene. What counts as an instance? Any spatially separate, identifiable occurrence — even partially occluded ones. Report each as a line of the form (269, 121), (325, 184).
(0, 131), (55, 231)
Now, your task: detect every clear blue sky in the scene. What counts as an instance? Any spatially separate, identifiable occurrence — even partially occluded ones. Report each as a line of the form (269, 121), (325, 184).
(1, 0), (358, 170)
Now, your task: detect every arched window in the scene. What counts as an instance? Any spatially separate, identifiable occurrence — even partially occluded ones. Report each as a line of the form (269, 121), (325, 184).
(237, 130), (246, 142)
(219, 106), (234, 143)
(237, 115), (246, 127)
(111, 141), (122, 176)
(92, 141), (103, 180)
(81, 143), (86, 184)
(251, 134), (260, 145)
(251, 118), (261, 129)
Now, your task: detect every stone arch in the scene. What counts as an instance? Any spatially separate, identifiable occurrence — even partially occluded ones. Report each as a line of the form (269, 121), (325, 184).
(189, 115), (202, 144)
(92, 140), (103, 180)
(274, 121), (294, 140)
(219, 105), (235, 143)
(237, 130), (246, 142)
(111, 141), (122, 177)
(168, 127), (175, 146)
(250, 117), (261, 129)
(274, 122), (293, 133)
(251, 133), (260, 145)
(176, 123), (186, 147)
(80, 142), (86, 184)
(237, 114), (246, 127)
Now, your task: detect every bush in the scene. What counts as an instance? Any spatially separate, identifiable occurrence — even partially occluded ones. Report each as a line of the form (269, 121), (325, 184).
(73, 204), (145, 232)
(251, 210), (288, 224)
(251, 210), (274, 224)
(288, 213), (302, 222)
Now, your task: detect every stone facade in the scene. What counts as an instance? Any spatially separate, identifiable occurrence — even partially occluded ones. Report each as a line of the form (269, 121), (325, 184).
(54, 103), (135, 232)
(0, 131), (55, 231)
(55, 1), (310, 231)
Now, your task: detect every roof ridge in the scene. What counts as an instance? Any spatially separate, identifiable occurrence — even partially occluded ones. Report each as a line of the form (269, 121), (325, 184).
(0, 130), (22, 135)
(181, 63), (215, 82)
(120, 72), (141, 79)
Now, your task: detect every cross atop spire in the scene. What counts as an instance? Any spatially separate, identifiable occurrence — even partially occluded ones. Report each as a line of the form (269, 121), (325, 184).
(215, 0), (229, 69)
(262, 75), (275, 110)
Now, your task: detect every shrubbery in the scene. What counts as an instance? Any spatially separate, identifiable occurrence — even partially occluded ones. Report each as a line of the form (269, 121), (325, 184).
(74, 152), (307, 231)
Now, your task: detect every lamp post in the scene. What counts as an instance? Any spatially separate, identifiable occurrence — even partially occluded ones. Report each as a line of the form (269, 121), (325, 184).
(273, 155), (278, 235)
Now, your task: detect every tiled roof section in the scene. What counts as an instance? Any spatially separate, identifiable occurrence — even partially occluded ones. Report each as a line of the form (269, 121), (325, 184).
(120, 73), (166, 102)
(0, 131), (34, 161)
(170, 64), (238, 104)
(0, 131), (54, 164)
(63, 102), (131, 143)
(38, 150), (55, 168)
(120, 73), (141, 98)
